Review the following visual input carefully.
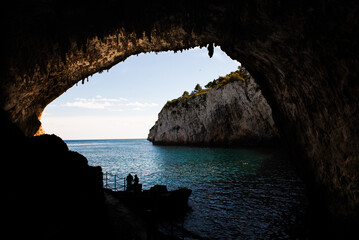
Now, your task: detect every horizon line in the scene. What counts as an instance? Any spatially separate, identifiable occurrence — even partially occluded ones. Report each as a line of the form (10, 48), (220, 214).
(64, 137), (148, 141)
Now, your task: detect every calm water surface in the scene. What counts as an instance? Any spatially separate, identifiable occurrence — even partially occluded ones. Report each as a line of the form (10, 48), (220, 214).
(65, 139), (309, 239)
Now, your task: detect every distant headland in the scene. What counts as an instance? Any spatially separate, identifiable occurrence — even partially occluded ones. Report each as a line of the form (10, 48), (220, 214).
(148, 67), (279, 147)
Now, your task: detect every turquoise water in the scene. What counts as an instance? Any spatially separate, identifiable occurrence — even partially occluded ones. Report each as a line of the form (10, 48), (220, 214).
(65, 139), (308, 239)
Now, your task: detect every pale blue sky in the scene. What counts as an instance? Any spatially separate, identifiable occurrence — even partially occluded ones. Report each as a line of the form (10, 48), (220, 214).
(42, 46), (240, 139)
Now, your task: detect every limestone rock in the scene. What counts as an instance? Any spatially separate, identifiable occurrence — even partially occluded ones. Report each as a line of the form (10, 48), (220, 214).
(148, 78), (279, 146)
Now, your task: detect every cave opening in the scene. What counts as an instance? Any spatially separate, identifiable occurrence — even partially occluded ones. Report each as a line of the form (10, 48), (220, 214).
(41, 46), (240, 140)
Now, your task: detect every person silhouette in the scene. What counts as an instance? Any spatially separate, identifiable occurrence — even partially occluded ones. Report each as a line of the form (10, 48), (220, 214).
(134, 175), (139, 186)
(133, 175), (142, 192)
(126, 173), (133, 191)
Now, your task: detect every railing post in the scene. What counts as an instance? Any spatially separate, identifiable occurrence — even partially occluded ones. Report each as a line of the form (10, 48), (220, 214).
(105, 172), (108, 188)
(114, 175), (117, 191)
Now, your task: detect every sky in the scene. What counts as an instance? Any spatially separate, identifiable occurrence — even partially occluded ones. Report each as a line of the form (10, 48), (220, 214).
(42, 46), (240, 140)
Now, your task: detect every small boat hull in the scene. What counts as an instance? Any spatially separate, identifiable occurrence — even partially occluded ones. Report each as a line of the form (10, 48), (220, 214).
(109, 185), (192, 216)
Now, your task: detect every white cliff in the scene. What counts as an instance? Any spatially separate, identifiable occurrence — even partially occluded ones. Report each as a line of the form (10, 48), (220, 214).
(148, 77), (279, 146)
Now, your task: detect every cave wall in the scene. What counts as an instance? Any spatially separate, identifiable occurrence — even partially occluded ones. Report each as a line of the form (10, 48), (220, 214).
(1, 0), (358, 227)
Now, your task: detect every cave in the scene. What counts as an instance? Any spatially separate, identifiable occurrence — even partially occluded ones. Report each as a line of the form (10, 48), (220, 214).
(2, 1), (358, 238)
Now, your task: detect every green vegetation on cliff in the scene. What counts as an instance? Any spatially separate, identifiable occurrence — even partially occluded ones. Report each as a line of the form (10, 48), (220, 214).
(165, 66), (251, 107)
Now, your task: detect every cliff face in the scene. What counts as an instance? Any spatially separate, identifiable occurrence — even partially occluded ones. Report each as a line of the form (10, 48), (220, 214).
(148, 78), (279, 146)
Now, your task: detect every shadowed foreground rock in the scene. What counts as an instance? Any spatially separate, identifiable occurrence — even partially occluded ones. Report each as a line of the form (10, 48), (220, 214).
(2, 118), (105, 238)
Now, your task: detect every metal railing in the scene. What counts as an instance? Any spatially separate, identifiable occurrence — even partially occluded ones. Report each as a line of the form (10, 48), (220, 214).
(103, 172), (125, 191)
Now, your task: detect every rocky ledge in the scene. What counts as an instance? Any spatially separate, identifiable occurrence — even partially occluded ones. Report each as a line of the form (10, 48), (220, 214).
(148, 73), (279, 146)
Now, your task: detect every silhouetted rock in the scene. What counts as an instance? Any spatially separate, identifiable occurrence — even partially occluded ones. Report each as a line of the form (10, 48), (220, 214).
(4, 133), (105, 239)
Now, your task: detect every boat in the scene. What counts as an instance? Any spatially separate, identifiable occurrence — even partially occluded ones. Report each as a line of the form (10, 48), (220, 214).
(107, 185), (192, 216)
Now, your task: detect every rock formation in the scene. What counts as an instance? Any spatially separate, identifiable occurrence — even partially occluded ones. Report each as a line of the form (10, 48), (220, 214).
(1, 1), (359, 237)
(2, 126), (105, 238)
(148, 77), (279, 146)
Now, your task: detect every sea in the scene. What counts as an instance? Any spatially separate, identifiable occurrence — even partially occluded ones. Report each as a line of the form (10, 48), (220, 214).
(65, 138), (310, 239)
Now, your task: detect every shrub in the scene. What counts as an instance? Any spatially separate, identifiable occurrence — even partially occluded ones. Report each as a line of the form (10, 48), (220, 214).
(194, 83), (203, 92)
(182, 91), (190, 98)
(164, 66), (251, 107)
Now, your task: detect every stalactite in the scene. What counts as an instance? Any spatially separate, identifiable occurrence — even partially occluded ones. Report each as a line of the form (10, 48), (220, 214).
(207, 43), (214, 58)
